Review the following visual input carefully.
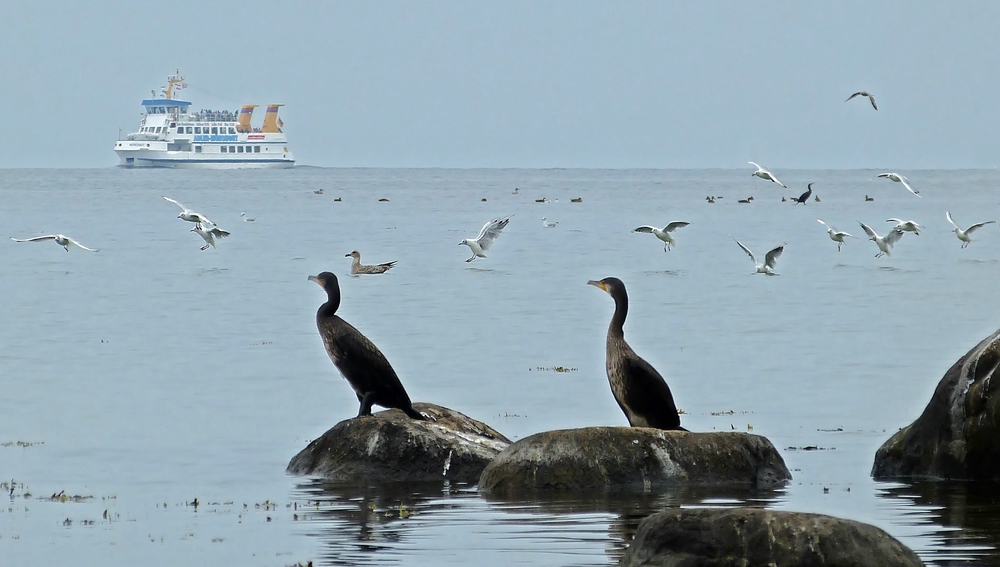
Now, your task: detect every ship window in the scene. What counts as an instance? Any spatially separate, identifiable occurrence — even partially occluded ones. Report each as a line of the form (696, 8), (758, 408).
(221, 146), (228, 153)
(253, 146), (260, 153)
(186, 127), (192, 134)
(155, 127), (162, 133)
(228, 127), (236, 134)
(245, 146), (251, 153)
(211, 127), (218, 134)
(195, 146), (202, 153)
(229, 146), (236, 153)
(237, 146), (244, 153)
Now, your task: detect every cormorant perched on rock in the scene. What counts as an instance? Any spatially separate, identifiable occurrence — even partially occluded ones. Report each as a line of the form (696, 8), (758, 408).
(308, 272), (425, 420)
(588, 277), (684, 431)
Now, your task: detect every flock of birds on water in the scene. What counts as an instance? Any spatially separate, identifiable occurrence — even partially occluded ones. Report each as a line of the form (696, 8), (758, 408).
(9, 90), (1000, 432)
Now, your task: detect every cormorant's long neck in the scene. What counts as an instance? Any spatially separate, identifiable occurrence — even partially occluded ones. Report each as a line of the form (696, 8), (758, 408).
(608, 291), (628, 338)
(319, 286), (341, 319)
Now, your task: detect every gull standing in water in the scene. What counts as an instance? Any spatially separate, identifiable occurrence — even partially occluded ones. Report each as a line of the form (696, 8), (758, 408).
(633, 222), (690, 252)
(886, 218), (922, 235)
(946, 211), (996, 249)
(346, 250), (396, 274)
(846, 91), (878, 110)
(735, 240), (784, 275)
(10, 234), (99, 252)
(816, 219), (856, 251)
(859, 221), (904, 258)
(162, 196), (217, 225)
(541, 217), (558, 228)
(748, 162), (787, 188)
(459, 215), (512, 262)
(190, 223), (230, 251)
(874, 173), (921, 198)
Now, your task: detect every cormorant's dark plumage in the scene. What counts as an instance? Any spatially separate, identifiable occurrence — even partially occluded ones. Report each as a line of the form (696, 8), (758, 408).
(588, 277), (684, 431)
(309, 272), (425, 420)
(793, 183), (814, 204)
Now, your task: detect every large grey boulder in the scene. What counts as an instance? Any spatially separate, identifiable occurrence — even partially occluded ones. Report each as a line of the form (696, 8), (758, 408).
(479, 427), (790, 495)
(287, 403), (511, 484)
(873, 327), (1000, 480)
(620, 508), (924, 567)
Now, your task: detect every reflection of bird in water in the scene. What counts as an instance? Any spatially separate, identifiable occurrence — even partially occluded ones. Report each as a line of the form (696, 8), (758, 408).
(459, 215), (512, 262)
(346, 250), (396, 274)
(859, 221), (904, 258)
(946, 211), (996, 249)
(874, 172), (921, 198)
(748, 162), (786, 188)
(308, 271), (425, 419)
(190, 223), (230, 251)
(846, 90), (878, 110)
(886, 218), (922, 235)
(588, 277), (684, 431)
(735, 240), (784, 275)
(10, 234), (99, 252)
(816, 219), (856, 252)
(632, 222), (689, 252)
(792, 183), (813, 204)
(542, 217), (558, 228)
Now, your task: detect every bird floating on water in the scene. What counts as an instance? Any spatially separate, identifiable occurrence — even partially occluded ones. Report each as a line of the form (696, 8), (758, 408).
(240, 212), (257, 222)
(738, 196), (754, 204)
(460, 215), (512, 262)
(10, 234), (99, 252)
(816, 219), (856, 252)
(846, 91), (878, 110)
(859, 221), (904, 258)
(190, 223), (230, 251)
(346, 250), (396, 274)
(792, 183), (814, 204)
(886, 218), (922, 235)
(542, 217), (558, 228)
(946, 211), (996, 249)
(308, 271), (425, 420)
(587, 277), (684, 431)
(571, 197), (583, 203)
(735, 240), (784, 275)
(632, 222), (690, 252)
(162, 196), (215, 225)
(874, 173), (921, 198)
(748, 162), (786, 188)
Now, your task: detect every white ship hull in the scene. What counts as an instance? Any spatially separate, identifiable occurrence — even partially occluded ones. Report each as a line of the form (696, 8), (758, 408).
(115, 145), (294, 169)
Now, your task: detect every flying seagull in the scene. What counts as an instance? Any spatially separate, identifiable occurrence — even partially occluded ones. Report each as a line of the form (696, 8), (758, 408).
(163, 196), (216, 224)
(633, 222), (690, 252)
(886, 218), (922, 235)
(460, 215), (512, 262)
(816, 219), (856, 251)
(874, 173), (921, 198)
(190, 223), (230, 251)
(748, 162), (786, 188)
(346, 250), (396, 274)
(792, 183), (814, 204)
(946, 211), (996, 249)
(10, 234), (99, 252)
(846, 91), (878, 110)
(735, 239), (784, 275)
(859, 221), (904, 258)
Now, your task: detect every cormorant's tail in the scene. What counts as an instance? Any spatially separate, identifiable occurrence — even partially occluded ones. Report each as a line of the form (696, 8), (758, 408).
(403, 406), (428, 420)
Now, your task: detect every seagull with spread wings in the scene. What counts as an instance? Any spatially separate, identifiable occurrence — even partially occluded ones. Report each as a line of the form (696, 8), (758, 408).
(163, 196), (216, 225)
(10, 234), (99, 252)
(460, 215), (512, 262)
(886, 218), (922, 235)
(190, 223), (230, 251)
(874, 173), (921, 198)
(846, 91), (878, 110)
(946, 211), (996, 249)
(816, 219), (856, 252)
(859, 221), (904, 258)
(633, 222), (690, 252)
(748, 162), (786, 188)
(735, 239), (784, 275)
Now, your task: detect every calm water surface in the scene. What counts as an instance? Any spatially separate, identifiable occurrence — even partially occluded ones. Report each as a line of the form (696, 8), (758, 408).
(3, 168), (1000, 565)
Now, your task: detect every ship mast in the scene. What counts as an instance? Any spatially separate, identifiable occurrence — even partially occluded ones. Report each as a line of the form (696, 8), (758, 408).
(162, 70), (186, 100)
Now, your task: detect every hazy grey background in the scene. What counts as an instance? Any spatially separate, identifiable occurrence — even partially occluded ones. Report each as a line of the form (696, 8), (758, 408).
(2, 1), (998, 169)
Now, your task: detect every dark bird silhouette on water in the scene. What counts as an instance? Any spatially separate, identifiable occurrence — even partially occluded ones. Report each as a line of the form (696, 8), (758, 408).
(308, 272), (425, 419)
(588, 277), (685, 431)
(792, 183), (813, 204)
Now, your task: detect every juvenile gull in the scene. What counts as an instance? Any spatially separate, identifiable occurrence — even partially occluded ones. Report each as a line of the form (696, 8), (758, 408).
(874, 173), (921, 198)
(816, 219), (856, 251)
(632, 222), (690, 252)
(459, 215), (512, 262)
(859, 221), (904, 258)
(735, 239), (784, 275)
(946, 211), (996, 249)
(846, 91), (878, 110)
(886, 218), (922, 235)
(162, 196), (216, 225)
(748, 162), (787, 188)
(190, 223), (230, 251)
(346, 250), (396, 274)
(10, 234), (99, 252)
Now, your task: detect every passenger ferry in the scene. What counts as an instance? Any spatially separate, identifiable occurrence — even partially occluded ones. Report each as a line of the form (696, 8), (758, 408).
(115, 73), (294, 168)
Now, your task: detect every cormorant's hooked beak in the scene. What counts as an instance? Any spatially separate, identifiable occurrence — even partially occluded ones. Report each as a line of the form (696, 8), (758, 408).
(587, 279), (608, 293)
(344, 253), (351, 257)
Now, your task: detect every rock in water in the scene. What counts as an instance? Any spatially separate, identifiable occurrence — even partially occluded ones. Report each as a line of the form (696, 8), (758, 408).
(621, 508), (924, 567)
(873, 327), (1000, 480)
(287, 403), (510, 483)
(478, 427), (790, 495)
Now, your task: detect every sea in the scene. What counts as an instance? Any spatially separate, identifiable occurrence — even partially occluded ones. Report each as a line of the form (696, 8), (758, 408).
(3, 167), (1000, 566)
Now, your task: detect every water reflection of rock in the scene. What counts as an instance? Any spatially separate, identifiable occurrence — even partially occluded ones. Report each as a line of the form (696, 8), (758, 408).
(483, 483), (786, 564)
(877, 481), (1000, 563)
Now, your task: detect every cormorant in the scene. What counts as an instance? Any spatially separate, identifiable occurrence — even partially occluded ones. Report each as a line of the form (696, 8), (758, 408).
(308, 272), (425, 419)
(588, 277), (684, 431)
(792, 183), (813, 204)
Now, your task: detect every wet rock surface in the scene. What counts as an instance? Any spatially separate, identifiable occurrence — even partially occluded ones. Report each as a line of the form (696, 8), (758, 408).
(287, 403), (511, 483)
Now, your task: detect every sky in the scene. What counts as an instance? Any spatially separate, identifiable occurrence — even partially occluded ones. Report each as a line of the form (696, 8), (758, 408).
(2, 1), (999, 169)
